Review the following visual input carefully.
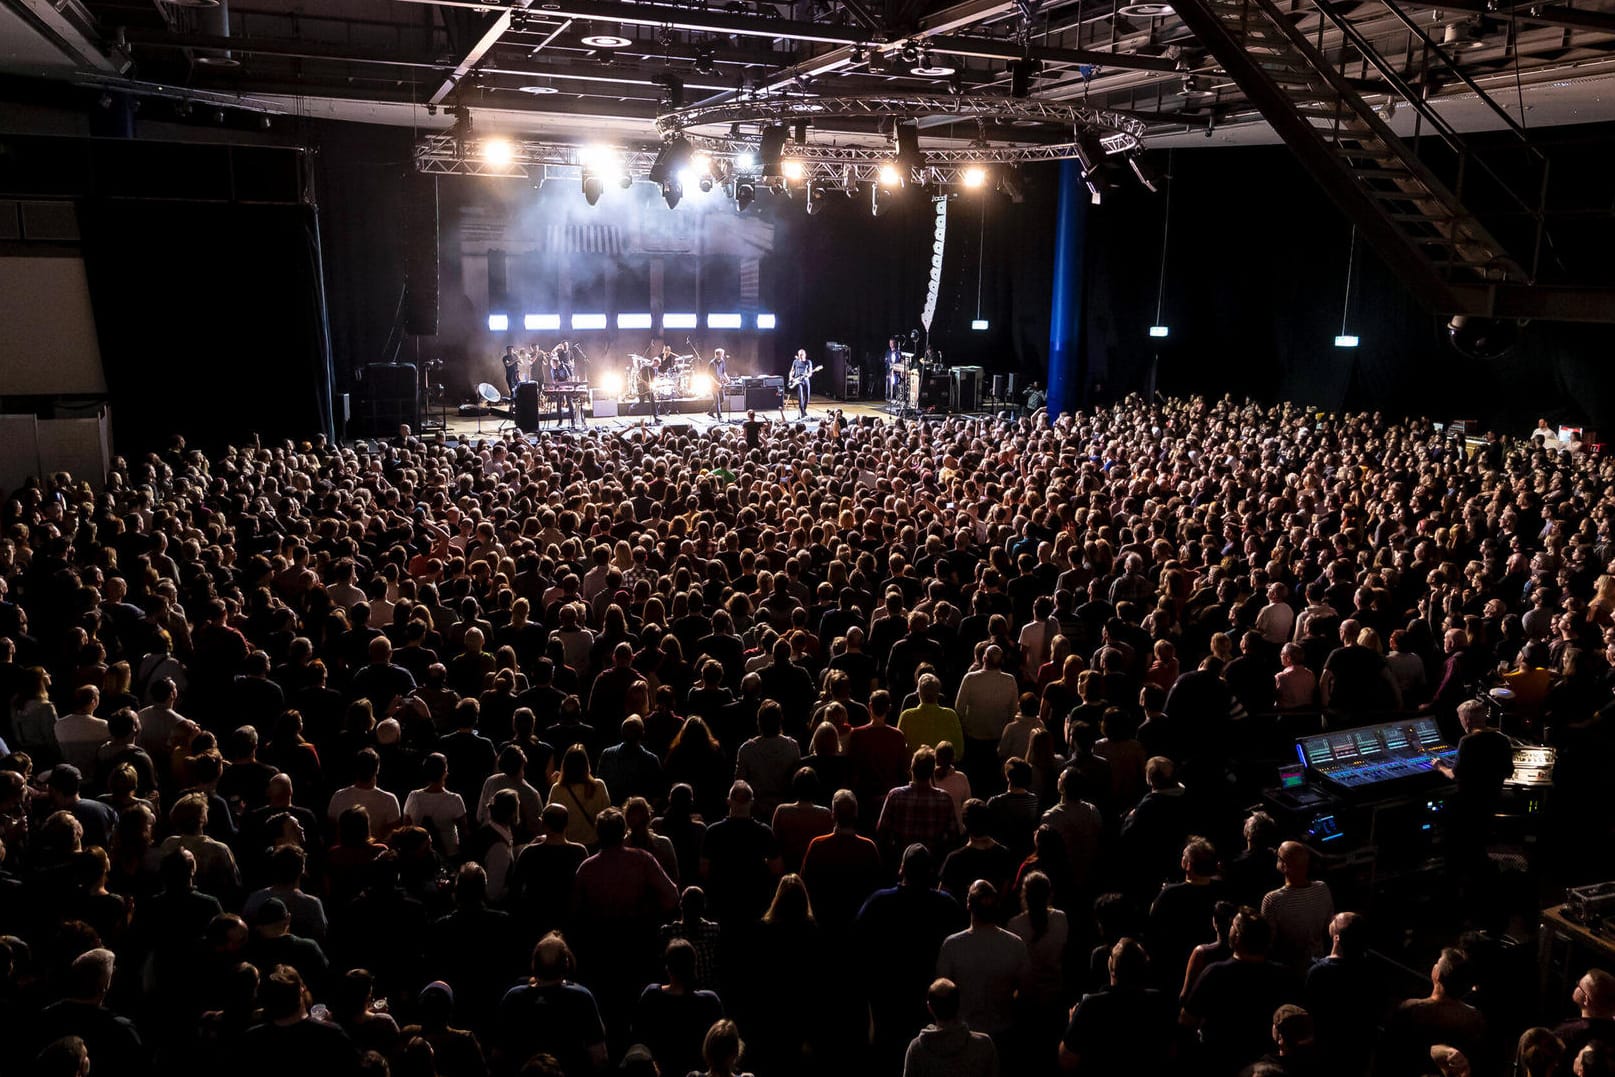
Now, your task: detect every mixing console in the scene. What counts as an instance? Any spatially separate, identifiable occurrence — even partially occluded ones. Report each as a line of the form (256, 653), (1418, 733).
(1296, 718), (1458, 793)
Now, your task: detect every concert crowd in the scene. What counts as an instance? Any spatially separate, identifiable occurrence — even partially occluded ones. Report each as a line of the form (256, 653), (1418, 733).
(3, 394), (1615, 1077)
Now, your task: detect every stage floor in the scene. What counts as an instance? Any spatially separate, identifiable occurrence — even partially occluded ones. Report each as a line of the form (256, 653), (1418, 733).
(425, 395), (900, 441)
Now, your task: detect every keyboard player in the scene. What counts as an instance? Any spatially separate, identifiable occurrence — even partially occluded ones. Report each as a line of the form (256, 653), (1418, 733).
(547, 342), (583, 428)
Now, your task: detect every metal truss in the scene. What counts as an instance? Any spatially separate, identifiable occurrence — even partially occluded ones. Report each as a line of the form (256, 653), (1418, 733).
(656, 92), (1147, 155)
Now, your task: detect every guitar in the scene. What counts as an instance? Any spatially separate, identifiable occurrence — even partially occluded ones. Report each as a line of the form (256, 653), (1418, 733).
(788, 363), (824, 392)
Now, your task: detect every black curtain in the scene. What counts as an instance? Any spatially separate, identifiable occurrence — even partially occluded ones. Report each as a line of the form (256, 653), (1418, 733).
(79, 198), (334, 452)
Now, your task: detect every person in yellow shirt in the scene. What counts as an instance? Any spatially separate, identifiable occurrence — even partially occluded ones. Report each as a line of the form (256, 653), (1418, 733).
(898, 674), (964, 754)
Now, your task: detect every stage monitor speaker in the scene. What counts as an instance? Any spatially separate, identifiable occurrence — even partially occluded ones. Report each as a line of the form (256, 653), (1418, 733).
(360, 363), (420, 436)
(823, 342), (850, 399)
(664, 422), (694, 437)
(514, 381), (540, 433)
(403, 175), (439, 336)
(591, 392), (619, 418)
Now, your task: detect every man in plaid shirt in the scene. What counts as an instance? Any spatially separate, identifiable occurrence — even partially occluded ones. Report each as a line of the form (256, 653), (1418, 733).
(876, 747), (961, 862)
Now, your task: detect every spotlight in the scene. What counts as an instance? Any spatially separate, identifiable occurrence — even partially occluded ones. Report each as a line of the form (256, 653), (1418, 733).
(781, 159), (806, 181)
(698, 174), (714, 193)
(1447, 315), (1519, 359)
(1073, 132), (1106, 175)
(600, 371), (624, 396)
(619, 169), (633, 189)
(758, 125), (788, 177)
(851, 44), (867, 63)
(871, 183), (890, 217)
(482, 137), (516, 167)
(900, 43), (918, 63)
(997, 165), (1025, 203)
(662, 180), (683, 208)
(690, 373), (714, 397)
(878, 163), (902, 188)
(735, 181), (755, 210)
(893, 122), (922, 169)
(695, 47), (716, 75)
(648, 135), (693, 185)
(1127, 153), (1161, 192)
(961, 165), (987, 189)
(734, 150), (758, 171)
(805, 186), (820, 215)
(582, 172), (604, 205)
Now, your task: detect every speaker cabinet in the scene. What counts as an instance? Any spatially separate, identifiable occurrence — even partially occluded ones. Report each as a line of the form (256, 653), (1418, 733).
(514, 381), (540, 433)
(403, 175), (439, 336)
(360, 363), (419, 436)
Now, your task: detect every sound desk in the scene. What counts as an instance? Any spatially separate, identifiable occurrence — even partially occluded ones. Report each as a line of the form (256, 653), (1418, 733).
(1296, 717), (1458, 798)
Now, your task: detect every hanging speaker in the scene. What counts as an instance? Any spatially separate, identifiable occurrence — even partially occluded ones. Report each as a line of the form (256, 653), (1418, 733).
(403, 174), (440, 336)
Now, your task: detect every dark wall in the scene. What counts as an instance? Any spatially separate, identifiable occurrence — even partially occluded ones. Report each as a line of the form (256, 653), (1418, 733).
(79, 197), (333, 452)
(1079, 126), (1615, 431)
(771, 174), (1057, 384)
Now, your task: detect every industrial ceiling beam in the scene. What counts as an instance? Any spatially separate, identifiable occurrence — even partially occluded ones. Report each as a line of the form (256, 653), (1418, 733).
(430, 0), (532, 107)
(8, 0), (130, 73)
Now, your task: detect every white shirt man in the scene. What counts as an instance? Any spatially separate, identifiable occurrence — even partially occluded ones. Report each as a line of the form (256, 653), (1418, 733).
(954, 646), (1019, 744)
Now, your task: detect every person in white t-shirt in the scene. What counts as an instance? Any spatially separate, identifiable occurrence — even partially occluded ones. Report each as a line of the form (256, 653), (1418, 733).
(403, 751), (468, 857)
(327, 747), (401, 838)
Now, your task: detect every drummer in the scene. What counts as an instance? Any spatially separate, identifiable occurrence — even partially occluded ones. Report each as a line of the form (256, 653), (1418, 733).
(657, 343), (679, 375)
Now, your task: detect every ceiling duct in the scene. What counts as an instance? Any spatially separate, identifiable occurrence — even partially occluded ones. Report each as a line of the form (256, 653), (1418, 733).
(193, 0), (239, 68)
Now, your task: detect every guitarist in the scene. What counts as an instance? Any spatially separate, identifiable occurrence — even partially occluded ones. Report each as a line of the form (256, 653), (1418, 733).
(705, 348), (730, 419)
(788, 349), (814, 420)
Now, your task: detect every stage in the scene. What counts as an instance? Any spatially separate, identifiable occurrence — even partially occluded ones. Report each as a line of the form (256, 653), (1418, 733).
(422, 394), (905, 442)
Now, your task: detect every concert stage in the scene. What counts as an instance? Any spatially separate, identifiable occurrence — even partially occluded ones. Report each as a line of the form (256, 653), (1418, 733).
(430, 395), (895, 442)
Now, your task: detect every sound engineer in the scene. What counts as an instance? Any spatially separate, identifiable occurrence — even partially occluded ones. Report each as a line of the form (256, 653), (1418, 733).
(1435, 699), (1514, 882)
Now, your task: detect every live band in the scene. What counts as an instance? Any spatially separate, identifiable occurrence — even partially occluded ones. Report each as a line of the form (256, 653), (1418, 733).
(499, 340), (819, 425)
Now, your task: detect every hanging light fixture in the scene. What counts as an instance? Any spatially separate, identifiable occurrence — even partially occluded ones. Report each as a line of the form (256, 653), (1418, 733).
(1334, 224), (1360, 347)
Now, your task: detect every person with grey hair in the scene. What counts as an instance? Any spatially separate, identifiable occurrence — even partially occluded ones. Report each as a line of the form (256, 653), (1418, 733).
(898, 674), (964, 757)
(36, 949), (146, 1077)
(1436, 697), (1514, 883)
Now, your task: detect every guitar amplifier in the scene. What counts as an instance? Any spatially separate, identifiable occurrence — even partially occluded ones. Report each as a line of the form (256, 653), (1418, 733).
(745, 381), (784, 411)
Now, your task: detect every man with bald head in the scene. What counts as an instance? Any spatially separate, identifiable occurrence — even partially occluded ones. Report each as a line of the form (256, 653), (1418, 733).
(1261, 841), (1336, 972)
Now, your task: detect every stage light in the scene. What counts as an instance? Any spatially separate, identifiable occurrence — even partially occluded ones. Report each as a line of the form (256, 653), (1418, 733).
(488, 314), (510, 332)
(617, 313), (653, 330)
(571, 313), (607, 330)
(690, 151), (711, 174)
(698, 174), (714, 193)
(1149, 325), (1169, 338)
(1128, 153), (1161, 193)
(707, 313), (743, 329)
(805, 186), (820, 215)
(649, 135), (693, 185)
(878, 163), (902, 188)
(759, 125), (788, 177)
(781, 159), (805, 181)
(1334, 334), (1360, 348)
(734, 181), (755, 210)
(482, 138), (516, 167)
(971, 319), (990, 331)
(871, 183), (889, 217)
(663, 313), (698, 329)
(662, 180), (683, 208)
(997, 166), (1025, 203)
(618, 170), (633, 189)
(735, 150), (758, 171)
(578, 144), (612, 167)
(756, 313), (777, 329)
(893, 122), (922, 169)
(600, 371), (624, 396)
(581, 173), (603, 205)
(525, 314), (562, 331)
(961, 165), (987, 189)
(690, 373), (714, 397)
(581, 31), (632, 48)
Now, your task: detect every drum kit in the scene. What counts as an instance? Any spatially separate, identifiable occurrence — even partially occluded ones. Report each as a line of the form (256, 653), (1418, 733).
(624, 352), (696, 401)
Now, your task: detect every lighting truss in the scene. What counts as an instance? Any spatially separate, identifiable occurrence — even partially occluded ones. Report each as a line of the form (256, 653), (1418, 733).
(415, 97), (1144, 186)
(655, 93), (1146, 157)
